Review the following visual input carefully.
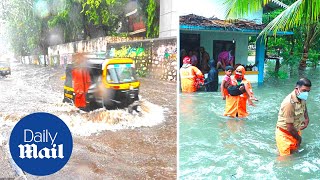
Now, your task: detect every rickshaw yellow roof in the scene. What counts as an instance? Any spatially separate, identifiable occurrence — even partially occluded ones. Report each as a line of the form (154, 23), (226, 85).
(102, 58), (134, 70)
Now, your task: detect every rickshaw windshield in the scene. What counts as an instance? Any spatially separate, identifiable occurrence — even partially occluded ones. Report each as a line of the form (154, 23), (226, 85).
(0, 62), (9, 67)
(107, 64), (137, 83)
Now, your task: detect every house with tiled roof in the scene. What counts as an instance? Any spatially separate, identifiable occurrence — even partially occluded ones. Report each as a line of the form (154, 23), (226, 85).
(179, 1), (292, 83)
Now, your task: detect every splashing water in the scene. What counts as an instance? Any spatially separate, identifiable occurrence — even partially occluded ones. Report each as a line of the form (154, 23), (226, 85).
(0, 63), (166, 144)
(58, 100), (165, 136)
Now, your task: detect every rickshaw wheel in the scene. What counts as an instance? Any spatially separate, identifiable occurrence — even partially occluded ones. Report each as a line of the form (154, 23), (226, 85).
(63, 98), (73, 105)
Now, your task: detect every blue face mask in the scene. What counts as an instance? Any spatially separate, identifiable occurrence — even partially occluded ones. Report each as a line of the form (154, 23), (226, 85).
(297, 90), (309, 100)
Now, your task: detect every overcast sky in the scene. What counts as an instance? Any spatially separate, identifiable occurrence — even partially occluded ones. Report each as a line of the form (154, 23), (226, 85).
(177, 0), (228, 19)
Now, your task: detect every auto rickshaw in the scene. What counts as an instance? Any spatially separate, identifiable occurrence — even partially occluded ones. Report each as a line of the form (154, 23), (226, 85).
(63, 53), (140, 112)
(0, 61), (11, 77)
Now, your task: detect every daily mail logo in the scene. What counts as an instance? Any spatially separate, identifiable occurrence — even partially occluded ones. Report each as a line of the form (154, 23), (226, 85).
(9, 113), (73, 176)
(19, 129), (63, 159)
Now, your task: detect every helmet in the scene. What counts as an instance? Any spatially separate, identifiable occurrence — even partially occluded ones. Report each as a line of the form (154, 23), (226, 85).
(183, 56), (191, 64)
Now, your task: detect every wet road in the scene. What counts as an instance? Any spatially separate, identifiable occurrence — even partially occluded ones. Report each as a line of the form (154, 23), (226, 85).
(0, 62), (176, 179)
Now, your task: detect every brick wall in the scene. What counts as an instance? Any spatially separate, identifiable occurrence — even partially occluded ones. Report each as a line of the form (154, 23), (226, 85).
(108, 37), (177, 81)
(21, 36), (177, 82)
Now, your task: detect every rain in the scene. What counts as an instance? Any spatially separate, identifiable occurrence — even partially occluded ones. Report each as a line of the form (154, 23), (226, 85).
(0, 0), (177, 179)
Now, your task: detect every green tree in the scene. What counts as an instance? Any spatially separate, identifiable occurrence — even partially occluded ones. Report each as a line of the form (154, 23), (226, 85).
(138, 0), (160, 38)
(225, 0), (320, 70)
(48, 0), (84, 42)
(3, 0), (45, 56)
(2, 0), (156, 57)
(81, 0), (128, 36)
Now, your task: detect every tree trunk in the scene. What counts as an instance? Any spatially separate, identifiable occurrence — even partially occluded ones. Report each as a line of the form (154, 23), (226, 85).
(298, 47), (309, 70)
(298, 24), (319, 70)
(264, 36), (269, 59)
(275, 58), (280, 74)
(82, 12), (89, 40)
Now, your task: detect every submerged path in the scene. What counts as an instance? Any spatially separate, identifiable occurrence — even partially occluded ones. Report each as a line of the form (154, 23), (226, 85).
(0, 63), (177, 179)
(179, 69), (320, 179)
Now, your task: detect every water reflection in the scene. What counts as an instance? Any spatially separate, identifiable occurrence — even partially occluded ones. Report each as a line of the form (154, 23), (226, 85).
(225, 118), (245, 133)
(179, 67), (320, 179)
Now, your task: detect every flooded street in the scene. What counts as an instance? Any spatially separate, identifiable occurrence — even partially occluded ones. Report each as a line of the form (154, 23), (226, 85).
(0, 62), (176, 179)
(179, 68), (320, 179)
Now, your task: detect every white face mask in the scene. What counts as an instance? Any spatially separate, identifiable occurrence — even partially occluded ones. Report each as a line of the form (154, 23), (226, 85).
(297, 88), (309, 100)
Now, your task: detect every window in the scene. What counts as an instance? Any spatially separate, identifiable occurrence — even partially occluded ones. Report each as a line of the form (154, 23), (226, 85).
(106, 64), (137, 83)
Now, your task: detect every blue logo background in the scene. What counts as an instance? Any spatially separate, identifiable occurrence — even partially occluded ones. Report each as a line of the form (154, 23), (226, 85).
(9, 112), (73, 176)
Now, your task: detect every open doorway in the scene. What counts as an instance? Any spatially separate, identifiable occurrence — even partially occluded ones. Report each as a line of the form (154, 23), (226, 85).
(212, 40), (236, 66)
(180, 33), (200, 68)
(248, 36), (257, 65)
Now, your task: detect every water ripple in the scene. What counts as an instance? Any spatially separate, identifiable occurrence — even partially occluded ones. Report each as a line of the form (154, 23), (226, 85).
(180, 67), (320, 179)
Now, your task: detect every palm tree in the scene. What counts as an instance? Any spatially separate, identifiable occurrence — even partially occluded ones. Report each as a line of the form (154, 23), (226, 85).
(224, 0), (320, 70)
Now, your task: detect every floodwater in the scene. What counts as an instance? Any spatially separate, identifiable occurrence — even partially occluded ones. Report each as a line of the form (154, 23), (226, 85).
(0, 62), (176, 179)
(179, 68), (320, 179)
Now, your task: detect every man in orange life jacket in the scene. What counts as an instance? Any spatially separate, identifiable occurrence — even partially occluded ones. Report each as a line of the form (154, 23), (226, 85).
(180, 56), (204, 93)
(276, 78), (311, 156)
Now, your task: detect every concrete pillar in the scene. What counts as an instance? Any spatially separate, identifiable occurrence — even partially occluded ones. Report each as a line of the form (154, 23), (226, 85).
(159, 0), (178, 38)
(256, 36), (265, 84)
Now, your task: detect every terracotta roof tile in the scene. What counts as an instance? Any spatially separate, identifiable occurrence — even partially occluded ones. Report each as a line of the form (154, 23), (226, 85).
(180, 14), (266, 30)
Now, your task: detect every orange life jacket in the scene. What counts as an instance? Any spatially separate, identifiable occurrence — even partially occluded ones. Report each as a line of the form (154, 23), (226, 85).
(180, 65), (204, 93)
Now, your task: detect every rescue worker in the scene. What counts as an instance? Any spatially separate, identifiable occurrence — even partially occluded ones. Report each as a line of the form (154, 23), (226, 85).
(180, 56), (204, 93)
(276, 78), (311, 156)
(204, 60), (218, 92)
(223, 65), (255, 117)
